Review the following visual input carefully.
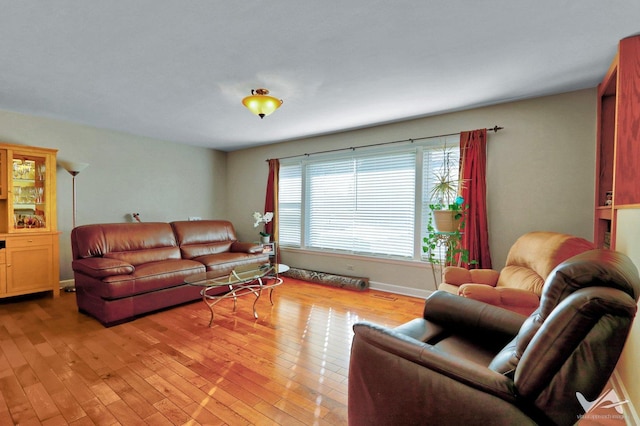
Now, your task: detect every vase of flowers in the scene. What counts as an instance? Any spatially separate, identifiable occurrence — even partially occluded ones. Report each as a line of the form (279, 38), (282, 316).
(253, 211), (274, 243)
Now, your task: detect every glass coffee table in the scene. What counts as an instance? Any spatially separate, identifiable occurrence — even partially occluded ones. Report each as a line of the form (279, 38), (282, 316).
(185, 263), (284, 326)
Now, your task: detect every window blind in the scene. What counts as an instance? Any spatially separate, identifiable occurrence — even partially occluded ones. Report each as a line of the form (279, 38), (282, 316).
(278, 163), (302, 246)
(306, 152), (416, 257)
(278, 136), (460, 261)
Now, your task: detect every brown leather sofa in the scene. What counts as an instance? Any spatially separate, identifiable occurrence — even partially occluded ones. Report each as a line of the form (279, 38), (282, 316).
(348, 249), (640, 425)
(439, 231), (594, 315)
(71, 220), (269, 326)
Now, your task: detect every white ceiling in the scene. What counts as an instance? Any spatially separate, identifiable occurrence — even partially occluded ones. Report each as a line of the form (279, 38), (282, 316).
(0, 1), (638, 152)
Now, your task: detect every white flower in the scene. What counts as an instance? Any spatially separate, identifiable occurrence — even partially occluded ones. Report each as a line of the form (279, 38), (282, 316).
(253, 211), (262, 227)
(252, 211), (274, 227)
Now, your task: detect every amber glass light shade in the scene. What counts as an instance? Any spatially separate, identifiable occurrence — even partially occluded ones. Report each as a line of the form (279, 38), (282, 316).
(242, 88), (283, 118)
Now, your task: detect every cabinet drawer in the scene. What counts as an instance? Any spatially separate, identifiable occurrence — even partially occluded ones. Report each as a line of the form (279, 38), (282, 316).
(7, 234), (52, 248)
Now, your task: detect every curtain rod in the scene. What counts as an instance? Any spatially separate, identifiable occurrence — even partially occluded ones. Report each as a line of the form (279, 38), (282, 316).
(267, 125), (503, 162)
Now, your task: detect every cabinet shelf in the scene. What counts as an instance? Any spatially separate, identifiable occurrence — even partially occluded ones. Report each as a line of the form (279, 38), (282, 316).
(595, 207), (612, 220)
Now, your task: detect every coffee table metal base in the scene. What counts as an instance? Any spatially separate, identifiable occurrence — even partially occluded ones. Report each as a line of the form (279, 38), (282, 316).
(186, 266), (283, 326)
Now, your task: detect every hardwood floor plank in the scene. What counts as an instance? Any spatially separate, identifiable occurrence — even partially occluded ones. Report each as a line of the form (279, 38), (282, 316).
(24, 381), (60, 422)
(49, 388), (87, 423)
(114, 366), (166, 405)
(0, 278), (426, 425)
(152, 397), (196, 425)
(57, 370), (99, 406)
(105, 398), (146, 425)
(40, 413), (69, 426)
(101, 372), (157, 419)
(78, 396), (119, 426)
(1, 335), (29, 369)
(0, 390), (17, 425)
(0, 374), (40, 424)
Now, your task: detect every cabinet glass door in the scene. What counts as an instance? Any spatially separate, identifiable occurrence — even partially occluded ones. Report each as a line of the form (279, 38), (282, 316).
(12, 155), (47, 229)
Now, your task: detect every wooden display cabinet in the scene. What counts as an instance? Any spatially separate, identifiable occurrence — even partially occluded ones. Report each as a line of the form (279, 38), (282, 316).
(594, 35), (640, 249)
(0, 142), (60, 298)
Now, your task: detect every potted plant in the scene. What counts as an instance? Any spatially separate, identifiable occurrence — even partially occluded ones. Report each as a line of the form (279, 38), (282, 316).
(422, 148), (473, 271)
(422, 208), (471, 267)
(253, 211), (274, 243)
(428, 150), (465, 233)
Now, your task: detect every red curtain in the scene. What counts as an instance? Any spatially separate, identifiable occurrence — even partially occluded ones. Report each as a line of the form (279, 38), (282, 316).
(264, 159), (279, 239)
(460, 129), (492, 268)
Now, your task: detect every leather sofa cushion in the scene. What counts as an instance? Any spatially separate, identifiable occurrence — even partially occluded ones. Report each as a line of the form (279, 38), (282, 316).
(171, 220), (237, 245)
(497, 266), (545, 294)
(195, 252), (270, 275)
(72, 222), (179, 259)
(100, 259), (205, 299)
(442, 267), (499, 286)
(171, 220), (243, 259)
(104, 247), (181, 266)
(180, 241), (233, 259)
(503, 232), (595, 284)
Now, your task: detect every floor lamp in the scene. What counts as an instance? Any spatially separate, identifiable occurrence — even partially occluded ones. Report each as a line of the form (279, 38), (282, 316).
(59, 161), (89, 228)
(59, 161), (89, 292)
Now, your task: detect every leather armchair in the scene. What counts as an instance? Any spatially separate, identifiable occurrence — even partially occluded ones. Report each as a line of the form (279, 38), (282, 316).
(348, 250), (640, 425)
(439, 231), (594, 315)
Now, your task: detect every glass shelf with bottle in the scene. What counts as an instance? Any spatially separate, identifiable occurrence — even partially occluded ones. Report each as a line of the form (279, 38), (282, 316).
(11, 156), (47, 229)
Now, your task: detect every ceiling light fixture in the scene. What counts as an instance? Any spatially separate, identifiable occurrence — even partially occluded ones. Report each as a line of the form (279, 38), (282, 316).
(242, 88), (283, 119)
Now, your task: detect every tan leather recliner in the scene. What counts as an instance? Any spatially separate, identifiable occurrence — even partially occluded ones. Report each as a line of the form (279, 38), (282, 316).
(348, 249), (640, 425)
(439, 231), (594, 315)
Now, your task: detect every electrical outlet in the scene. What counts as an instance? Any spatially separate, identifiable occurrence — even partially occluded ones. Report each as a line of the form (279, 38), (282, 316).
(188, 216), (201, 221)
(346, 264), (354, 271)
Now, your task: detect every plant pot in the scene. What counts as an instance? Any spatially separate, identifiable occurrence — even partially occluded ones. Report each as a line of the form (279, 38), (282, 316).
(432, 210), (462, 233)
(260, 235), (270, 244)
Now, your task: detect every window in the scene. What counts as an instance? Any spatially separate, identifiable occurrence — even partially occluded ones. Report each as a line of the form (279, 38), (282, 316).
(278, 163), (302, 246)
(278, 137), (459, 261)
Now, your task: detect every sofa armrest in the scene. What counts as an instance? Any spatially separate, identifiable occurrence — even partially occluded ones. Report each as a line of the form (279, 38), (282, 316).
(422, 291), (526, 338)
(442, 266), (471, 286)
(349, 321), (534, 425)
(230, 241), (264, 254)
(459, 285), (540, 316)
(458, 283), (502, 304)
(72, 257), (135, 278)
(442, 267), (499, 287)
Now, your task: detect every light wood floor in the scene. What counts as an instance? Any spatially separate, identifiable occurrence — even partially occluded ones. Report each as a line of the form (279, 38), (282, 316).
(0, 278), (425, 425)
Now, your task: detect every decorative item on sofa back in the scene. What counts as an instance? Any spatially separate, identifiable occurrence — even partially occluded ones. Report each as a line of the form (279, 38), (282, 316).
(70, 220), (268, 326)
(348, 249), (639, 425)
(439, 231), (594, 315)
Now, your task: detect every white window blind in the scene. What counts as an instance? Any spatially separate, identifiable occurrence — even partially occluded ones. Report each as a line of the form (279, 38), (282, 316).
(278, 163), (302, 246)
(278, 136), (460, 261)
(306, 152), (416, 257)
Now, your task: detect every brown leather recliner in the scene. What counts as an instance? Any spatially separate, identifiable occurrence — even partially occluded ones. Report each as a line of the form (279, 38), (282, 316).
(439, 231), (594, 315)
(348, 249), (640, 425)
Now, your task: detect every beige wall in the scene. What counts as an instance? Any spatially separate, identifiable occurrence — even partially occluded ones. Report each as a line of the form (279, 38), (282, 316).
(227, 88), (597, 296)
(0, 109), (228, 280)
(613, 208), (640, 423)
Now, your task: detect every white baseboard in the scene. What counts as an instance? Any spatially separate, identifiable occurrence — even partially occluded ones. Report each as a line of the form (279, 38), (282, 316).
(368, 281), (432, 299)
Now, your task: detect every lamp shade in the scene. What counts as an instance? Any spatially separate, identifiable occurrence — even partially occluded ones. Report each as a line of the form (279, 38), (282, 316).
(59, 160), (89, 174)
(242, 88), (283, 118)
